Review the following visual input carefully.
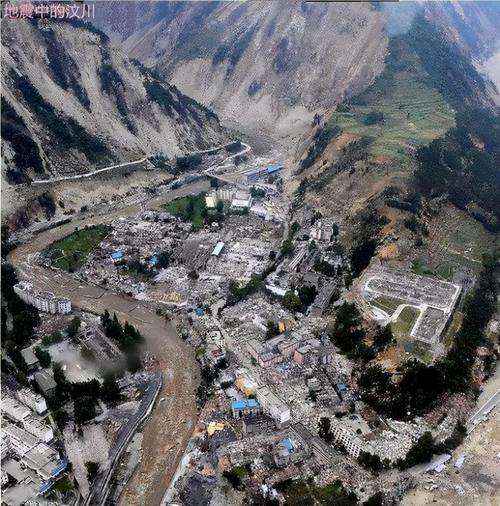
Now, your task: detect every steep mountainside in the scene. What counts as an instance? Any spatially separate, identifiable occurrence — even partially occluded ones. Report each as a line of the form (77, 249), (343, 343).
(93, 0), (389, 141)
(93, 1), (500, 143)
(1, 18), (226, 185)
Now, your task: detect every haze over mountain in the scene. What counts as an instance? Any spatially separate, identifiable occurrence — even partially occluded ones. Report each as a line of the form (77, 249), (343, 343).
(92, 0), (500, 141)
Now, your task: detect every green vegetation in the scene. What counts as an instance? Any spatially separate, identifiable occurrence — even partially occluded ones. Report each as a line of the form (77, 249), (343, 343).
(1, 97), (44, 183)
(161, 194), (207, 228)
(408, 14), (487, 108)
(370, 295), (405, 316)
(47, 225), (110, 272)
(391, 306), (420, 339)
(274, 478), (357, 506)
(41, 28), (89, 108)
(13, 72), (111, 165)
(223, 465), (250, 490)
(213, 27), (255, 68)
(328, 42), (454, 162)
(358, 249), (499, 419)
(397, 422), (467, 469)
(174, 153), (202, 173)
(298, 123), (341, 173)
(53, 475), (74, 493)
(414, 107), (500, 231)
(411, 259), (434, 276)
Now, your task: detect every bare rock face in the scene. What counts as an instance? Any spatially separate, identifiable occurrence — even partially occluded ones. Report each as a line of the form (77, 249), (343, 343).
(93, 1), (389, 143)
(1, 18), (227, 184)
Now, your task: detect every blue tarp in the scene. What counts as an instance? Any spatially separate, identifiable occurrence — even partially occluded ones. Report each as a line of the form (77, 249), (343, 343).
(150, 255), (159, 266)
(232, 399), (258, 410)
(282, 438), (294, 450)
(267, 163), (283, 174)
(195, 307), (205, 317)
(111, 251), (123, 260)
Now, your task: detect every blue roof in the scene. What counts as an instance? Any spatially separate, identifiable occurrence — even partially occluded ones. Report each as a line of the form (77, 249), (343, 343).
(111, 251), (123, 260)
(282, 438), (294, 450)
(267, 163), (283, 174)
(212, 241), (225, 256)
(232, 399), (258, 410)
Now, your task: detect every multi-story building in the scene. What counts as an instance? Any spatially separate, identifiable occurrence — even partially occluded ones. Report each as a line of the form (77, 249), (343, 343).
(331, 425), (363, 459)
(256, 386), (290, 428)
(14, 282), (72, 314)
(34, 371), (57, 398)
(23, 417), (54, 443)
(2, 422), (65, 483)
(16, 388), (48, 415)
(231, 399), (262, 418)
(2, 396), (31, 422)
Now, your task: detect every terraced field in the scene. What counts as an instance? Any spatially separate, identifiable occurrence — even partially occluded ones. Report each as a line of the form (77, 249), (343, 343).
(329, 77), (455, 161)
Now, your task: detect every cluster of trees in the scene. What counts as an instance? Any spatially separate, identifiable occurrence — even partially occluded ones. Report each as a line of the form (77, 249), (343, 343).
(357, 251), (498, 419)
(414, 107), (500, 231)
(213, 27), (255, 68)
(228, 274), (264, 305)
(397, 422), (466, 469)
(223, 464), (251, 490)
(274, 478), (357, 506)
(51, 362), (121, 426)
(298, 123), (341, 173)
(1, 97), (44, 183)
(13, 71), (110, 165)
(42, 27), (90, 109)
(1, 263), (41, 372)
(358, 451), (390, 473)
(101, 310), (143, 352)
(328, 302), (393, 363)
(174, 153), (202, 173)
(282, 284), (317, 313)
(364, 110), (384, 125)
(348, 209), (388, 279)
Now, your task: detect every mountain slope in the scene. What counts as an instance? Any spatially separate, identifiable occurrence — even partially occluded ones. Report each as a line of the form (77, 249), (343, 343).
(1, 18), (227, 184)
(93, 0), (389, 142)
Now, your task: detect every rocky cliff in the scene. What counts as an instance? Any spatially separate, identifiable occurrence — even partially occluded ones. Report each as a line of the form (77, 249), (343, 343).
(1, 18), (227, 185)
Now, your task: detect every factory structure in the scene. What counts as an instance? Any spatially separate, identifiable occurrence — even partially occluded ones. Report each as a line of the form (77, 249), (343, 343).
(13, 282), (72, 314)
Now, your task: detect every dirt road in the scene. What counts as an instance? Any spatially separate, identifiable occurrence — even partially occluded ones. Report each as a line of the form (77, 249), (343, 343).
(7, 181), (208, 505)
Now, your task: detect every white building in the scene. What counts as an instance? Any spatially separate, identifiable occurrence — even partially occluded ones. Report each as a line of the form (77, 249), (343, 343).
(231, 190), (253, 210)
(331, 425), (362, 459)
(256, 386), (290, 428)
(14, 282), (72, 314)
(16, 388), (48, 415)
(23, 417), (54, 443)
(2, 422), (64, 481)
(2, 396), (31, 422)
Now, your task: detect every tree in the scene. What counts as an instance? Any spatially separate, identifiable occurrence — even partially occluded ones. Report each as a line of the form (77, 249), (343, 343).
(74, 396), (97, 425)
(283, 290), (302, 312)
(318, 417), (333, 442)
(34, 347), (51, 368)
(188, 269), (199, 280)
(373, 325), (393, 349)
(85, 461), (99, 484)
(101, 373), (121, 404)
(266, 321), (280, 339)
(66, 316), (81, 339)
(403, 431), (436, 468)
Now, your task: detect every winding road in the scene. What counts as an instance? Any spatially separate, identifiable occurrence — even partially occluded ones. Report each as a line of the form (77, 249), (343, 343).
(8, 141), (253, 504)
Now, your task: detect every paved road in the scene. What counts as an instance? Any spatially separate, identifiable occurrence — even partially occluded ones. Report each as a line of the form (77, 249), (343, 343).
(466, 389), (500, 433)
(7, 182), (209, 506)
